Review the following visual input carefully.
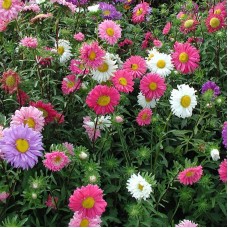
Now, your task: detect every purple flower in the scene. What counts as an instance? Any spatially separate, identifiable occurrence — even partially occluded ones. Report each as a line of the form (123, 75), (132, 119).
(222, 122), (227, 148)
(0, 125), (43, 170)
(201, 81), (221, 97)
(67, 0), (88, 6)
(99, 2), (122, 20)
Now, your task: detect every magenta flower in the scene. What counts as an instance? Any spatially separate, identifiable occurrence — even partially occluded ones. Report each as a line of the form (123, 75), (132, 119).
(178, 166), (203, 185)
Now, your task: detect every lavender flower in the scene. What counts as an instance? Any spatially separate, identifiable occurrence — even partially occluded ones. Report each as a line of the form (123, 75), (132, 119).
(222, 122), (227, 148)
(201, 81), (221, 97)
(99, 2), (122, 20)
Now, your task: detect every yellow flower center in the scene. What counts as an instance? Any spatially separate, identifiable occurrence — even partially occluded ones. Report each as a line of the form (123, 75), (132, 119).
(57, 46), (65, 55)
(131, 64), (138, 70)
(156, 60), (166, 69)
(179, 52), (189, 63)
(180, 13), (186, 19)
(181, 95), (191, 108)
(148, 53), (154, 61)
(149, 82), (157, 91)
(54, 156), (62, 164)
(67, 81), (75, 88)
(97, 95), (110, 106)
(138, 184), (144, 191)
(106, 28), (114, 37)
(23, 117), (36, 129)
(80, 218), (89, 227)
(210, 17), (220, 28)
(5, 75), (16, 87)
(186, 171), (194, 177)
(38, 108), (48, 118)
(103, 10), (110, 16)
(79, 63), (85, 70)
(16, 139), (29, 153)
(145, 97), (152, 102)
(119, 77), (127, 86)
(184, 19), (194, 28)
(89, 51), (96, 60)
(214, 9), (221, 15)
(2, 0), (12, 10)
(141, 113), (148, 120)
(136, 8), (143, 16)
(98, 62), (109, 72)
(82, 197), (95, 209)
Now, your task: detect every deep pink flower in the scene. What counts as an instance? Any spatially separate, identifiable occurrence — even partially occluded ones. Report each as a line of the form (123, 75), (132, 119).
(45, 194), (58, 209)
(132, 2), (151, 24)
(61, 74), (81, 95)
(0, 19), (8, 32)
(69, 59), (89, 75)
(209, 2), (227, 18)
(205, 13), (225, 33)
(218, 159), (227, 182)
(136, 108), (152, 126)
(180, 18), (198, 34)
(163, 22), (172, 35)
(153, 39), (162, 48)
(178, 166), (203, 185)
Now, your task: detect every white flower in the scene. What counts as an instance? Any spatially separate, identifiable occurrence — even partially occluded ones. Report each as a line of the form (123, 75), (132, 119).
(55, 39), (72, 63)
(126, 173), (152, 200)
(106, 52), (123, 68)
(91, 54), (117, 83)
(88, 4), (99, 12)
(145, 48), (159, 62)
(210, 149), (220, 161)
(137, 92), (158, 109)
(89, 175), (97, 183)
(79, 151), (88, 160)
(95, 116), (112, 130)
(36, 0), (46, 4)
(170, 84), (197, 119)
(147, 53), (174, 77)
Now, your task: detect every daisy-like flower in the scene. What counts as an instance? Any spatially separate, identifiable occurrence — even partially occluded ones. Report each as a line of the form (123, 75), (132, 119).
(69, 211), (102, 227)
(86, 85), (120, 115)
(180, 18), (198, 34)
(0, 0), (23, 22)
(170, 84), (197, 118)
(178, 166), (203, 185)
(68, 184), (107, 218)
(99, 2), (122, 20)
(30, 100), (58, 124)
(73, 32), (85, 41)
(132, 2), (151, 24)
(111, 69), (134, 93)
(98, 20), (122, 45)
(20, 36), (38, 49)
(175, 219), (198, 227)
(61, 74), (82, 95)
(218, 159), (227, 182)
(55, 39), (72, 63)
(137, 92), (158, 109)
(147, 53), (174, 77)
(11, 106), (45, 132)
(83, 116), (101, 141)
(205, 13), (225, 33)
(0, 69), (20, 94)
(43, 151), (70, 172)
(162, 22), (171, 35)
(222, 122), (227, 148)
(201, 81), (220, 97)
(136, 108), (152, 126)
(171, 42), (200, 74)
(123, 56), (147, 79)
(69, 59), (89, 75)
(140, 73), (166, 100)
(126, 173), (152, 200)
(95, 115), (112, 130)
(80, 42), (105, 69)
(0, 124), (43, 170)
(91, 53), (118, 83)
(209, 2), (227, 18)
(145, 48), (159, 62)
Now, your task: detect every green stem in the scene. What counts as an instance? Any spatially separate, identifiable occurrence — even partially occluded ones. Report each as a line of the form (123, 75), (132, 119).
(170, 199), (180, 223)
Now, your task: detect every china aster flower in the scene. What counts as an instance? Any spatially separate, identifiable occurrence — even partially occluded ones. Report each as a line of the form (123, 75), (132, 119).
(136, 108), (152, 126)
(61, 74), (82, 95)
(50, 0), (76, 13)
(137, 92), (158, 109)
(0, 192), (9, 202)
(83, 116), (101, 141)
(69, 211), (102, 227)
(99, 2), (122, 20)
(0, 69), (20, 94)
(180, 18), (198, 34)
(209, 2), (227, 18)
(176, 11), (186, 19)
(73, 32), (85, 41)
(30, 100), (58, 124)
(55, 39), (72, 63)
(20, 36), (38, 49)
(170, 84), (197, 118)
(178, 165), (203, 185)
(0, 0), (23, 22)
(175, 219), (198, 227)
(218, 159), (227, 182)
(222, 122), (227, 148)
(118, 38), (133, 48)
(132, 2), (151, 24)
(45, 194), (58, 209)
(0, 19), (8, 32)
(86, 85), (120, 115)
(69, 59), (89, 75)
(43, 151), (70, 172)
(63, 142), (74, 155)
(17, 90), (29, 106)
(68, 184), (107, 218)
(171, 42), (200, 74)
(163, 22), (172, 35)
(0, 124), (43, 170)
(140, 73), (166, 100)
(11, 106), (45, 132)
(98, 20), (122, 45)
(201, 81), (220, 97)
(111, 69), (134, 93)
(145, 48), (159, 62)
(205, 13), (225, 33)
(22, 3), (40, 13)
(153, 39), (162, 48)
(80, 42), (105, 69)
(123, 56), (147, 79)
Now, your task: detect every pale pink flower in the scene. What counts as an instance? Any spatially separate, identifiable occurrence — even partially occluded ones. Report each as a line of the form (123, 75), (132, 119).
(153, 39), (162, 48)
(0, 192), (9, 202)
(176, 219), (198, 227)
(20, 37), (38, 49)
(74, 32), (85, 41)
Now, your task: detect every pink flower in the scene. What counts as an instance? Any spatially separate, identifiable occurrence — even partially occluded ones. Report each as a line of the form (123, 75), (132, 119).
(63, 142), (74, 155)
(209, 2), (227, 18)
(80, 42), (105, 69)
(153, 39), (162, 48)
(112, 70), (134, 93)
(83, 116), (101, 141)
(36, 56), (52, 67)
(86, 85), (120, 115)
(68, 184), (107, 218)
(132, 2), (151, 24)
(43, 151), (70, 172)
(98, 20), (122, 45)
(0, 19), (8, 32)
(0, 192), (9, 202)
(22, 3), (40, 13)
(69, 211), (102, 227)
(50, 0), (76, 13)
(17, 90), (29, 106)
(171, 42), (200, 74)
(205, 13), (225, 33)
(11, 106), (45, 132)
(20, 37), (38, 49)
(45, 194), (58, 209)
(69, 59), (89, 75)
(218, 159), (227, 182)
(177, 11), (186, 19)
(178, 166), (203, 185)
(175, 219), (198, 227)
(180, 18), (198, 34)
(54, 112), (65, 124)
(115, 116), (123, 123)
(74, 32), (85, 42)
(136, 108), (152, 126)
(61, 74), (81, 95)
(140, 73), (166, 100)
(123, 56), (147, 79)
(163, 22), (172, 35)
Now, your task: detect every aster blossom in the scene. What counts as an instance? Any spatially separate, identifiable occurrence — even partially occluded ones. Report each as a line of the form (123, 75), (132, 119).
(99, 2), (122, 20)
(55, 39), (72, 63)
(209, 2), (227, 18)
(137, 92), (158, 109)
(20, 37), (38, 49)
(61, 75), (82, 95)
(218, 159), (227, 182)
(132, 2), (151, 24)
(136, 108), (152, 126)
(69, 59), (89, 75)
(162, 22), (171, 35)
(175, 219), (198, 227)
(205, 13), (225, 33)
(82, 116), (101, 141)
(201, 81), (220, 97)
(180, 18), (198, 34)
